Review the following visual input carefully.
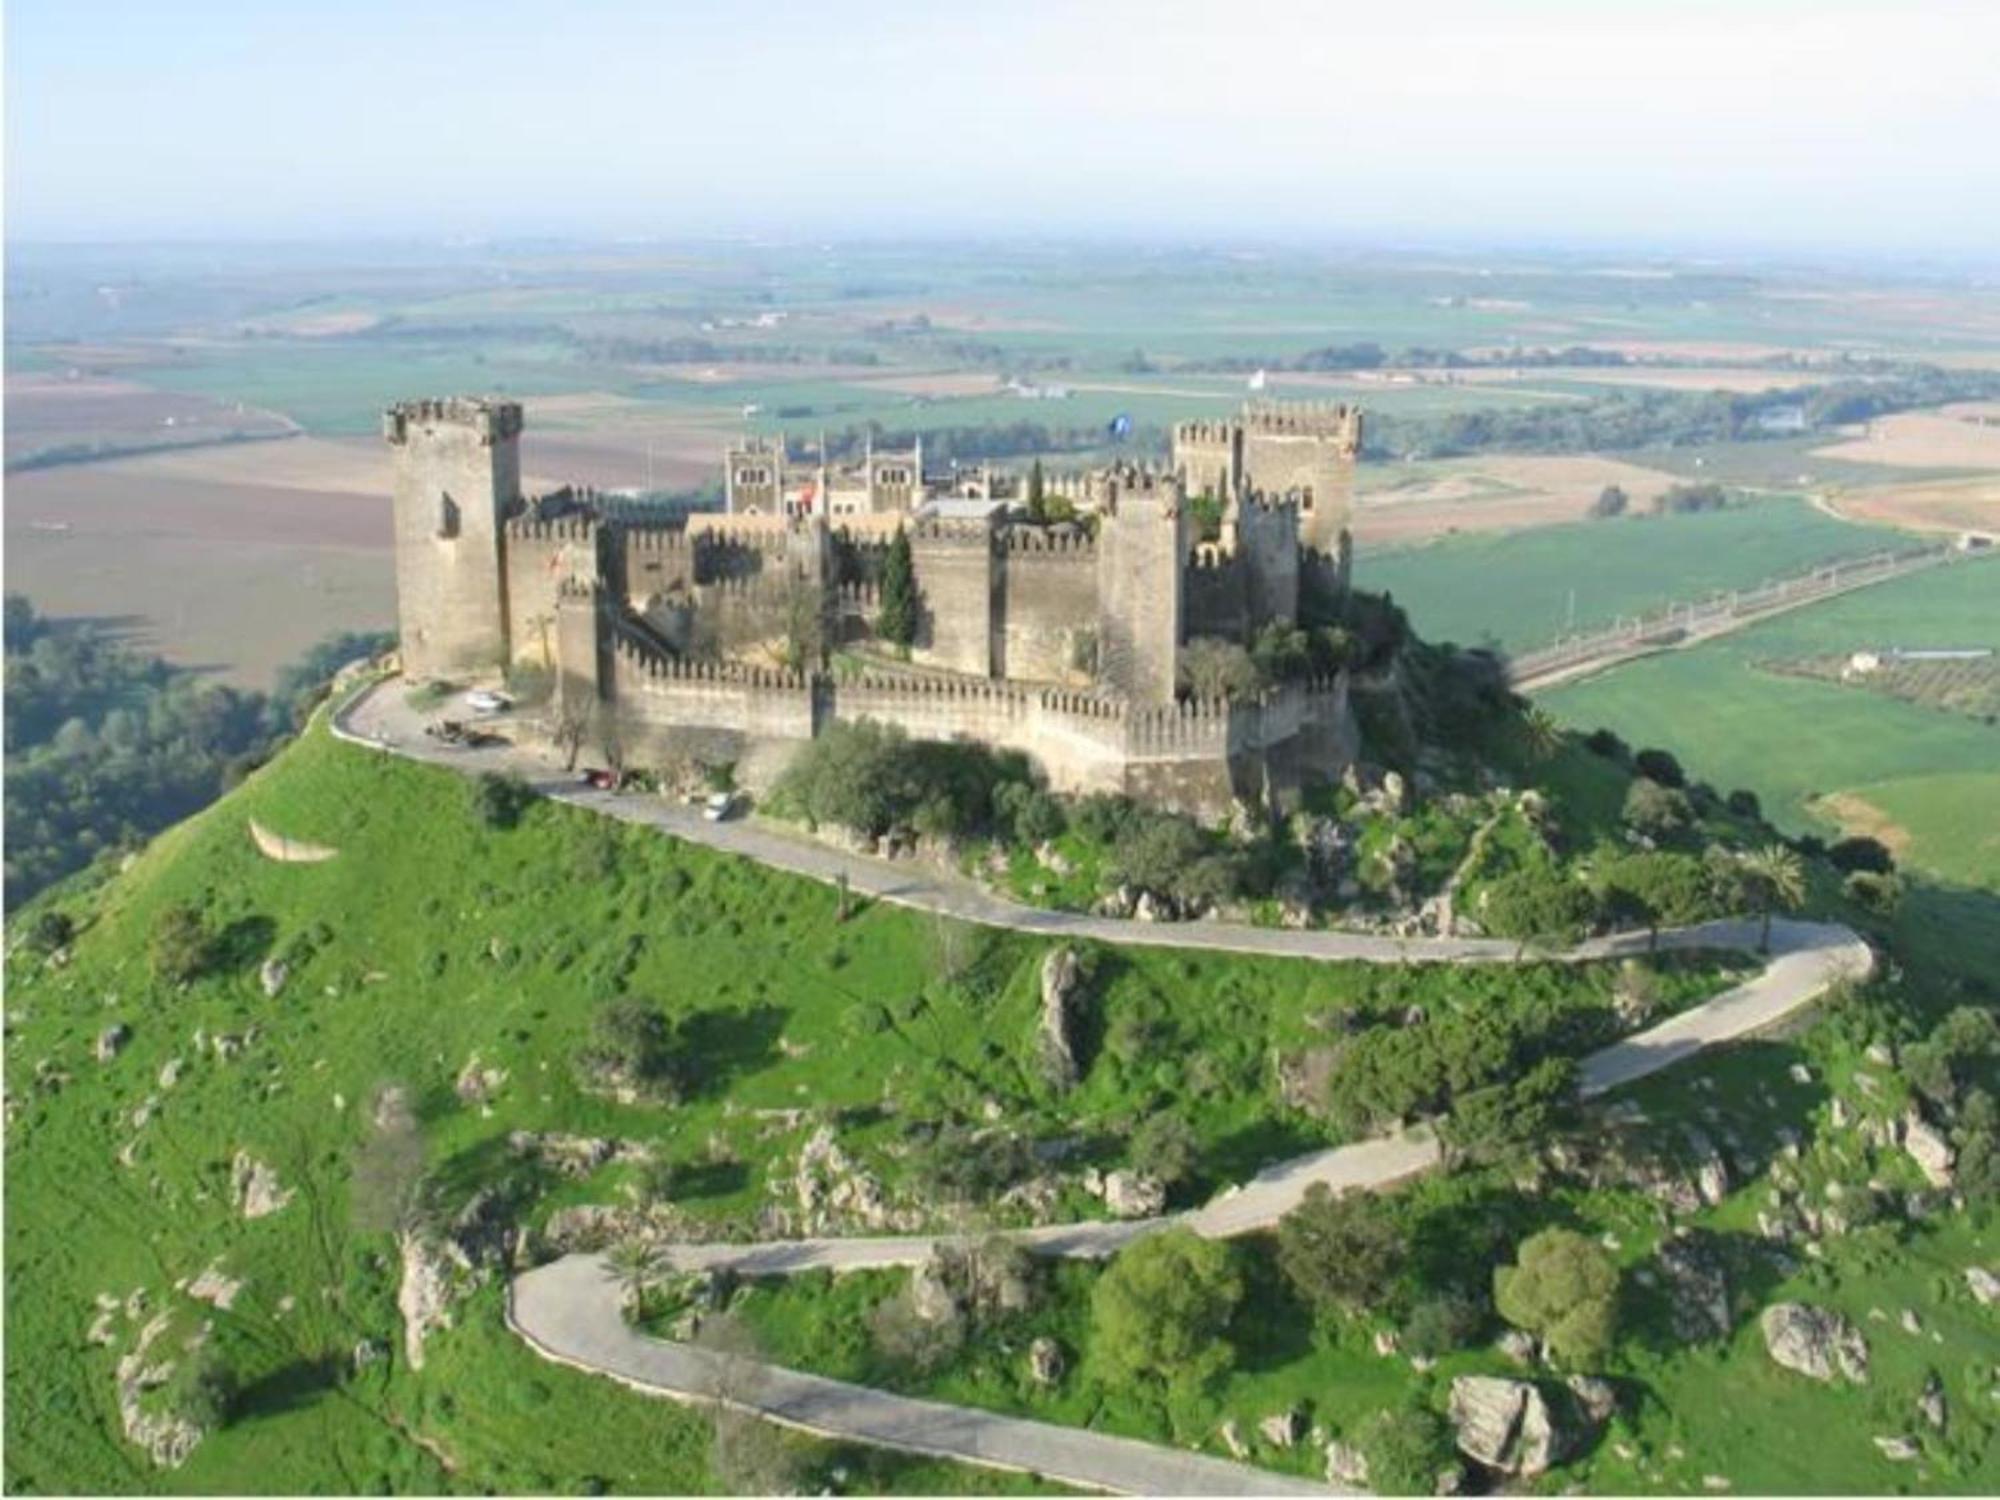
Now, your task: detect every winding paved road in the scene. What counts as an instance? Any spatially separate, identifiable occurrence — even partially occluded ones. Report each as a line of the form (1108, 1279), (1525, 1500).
(332, 678), (1874, 1495)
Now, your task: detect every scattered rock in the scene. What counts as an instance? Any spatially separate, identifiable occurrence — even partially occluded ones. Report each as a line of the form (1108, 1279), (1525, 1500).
(1760, 1303), (1868, 1384)
(909, 1261), (961, 1326)
(1788, 1063), (1813, 1085)
(1372, 1329), (1401, 1358)
(1900, 1308), (1923, 1336)
(185, 1262), (242, 1311)
(352, 1339), (385, 1371)
(258, 958), (289, 998)
(455, 1053), (508, 1104)
(1864, 1041), (1896, 1068)
(1496, 1328), (1538, 1366)
(1964, 1266), (2000, 1306)
(229, 1152), (293, 1219)
(1219, 1419), (1248, 1460)
(156, 1058), (182, 1090)
(1566, 1375), (1618, 1425)
(1702, 1476), (1731, 1491)
(508, 1130), (624, 1177)
(1918, 1372), (1947, 1432)
(1872, 1435), (1918, 1462)
(1100, 1170), (1166, 1219)
(114, 1311), (208, 1467)
(1325, 1439), (1369, 1487)
(1027, 1335), (1064, 1386)
(1259, 1409), (1301, 1449)
(95, 1024), (130, 1063)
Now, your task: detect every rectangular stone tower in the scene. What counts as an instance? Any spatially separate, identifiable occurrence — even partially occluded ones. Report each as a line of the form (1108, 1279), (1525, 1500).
(384, 397), (522, 680)
(1238, 401), (1362, 551)
(1096, 468), (1187, 704)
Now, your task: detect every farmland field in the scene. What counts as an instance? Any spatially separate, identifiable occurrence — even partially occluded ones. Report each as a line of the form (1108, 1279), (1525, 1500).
(1539, 557), (2000, 886)
(1355, 498), (1905, 653)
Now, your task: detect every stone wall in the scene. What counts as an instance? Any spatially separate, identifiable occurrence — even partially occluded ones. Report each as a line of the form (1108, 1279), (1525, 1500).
(1095, 473), (1187, 704)
(504, 519), (599, 668)
(995, 530), (1097, 683)
(909, 522), (997, 676)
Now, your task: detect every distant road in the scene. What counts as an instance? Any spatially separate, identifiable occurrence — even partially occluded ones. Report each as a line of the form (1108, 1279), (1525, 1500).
(1508, 542), (1965, 691)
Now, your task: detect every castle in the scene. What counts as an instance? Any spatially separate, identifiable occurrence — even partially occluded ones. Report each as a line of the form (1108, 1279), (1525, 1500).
(386, 396), (1364, 817)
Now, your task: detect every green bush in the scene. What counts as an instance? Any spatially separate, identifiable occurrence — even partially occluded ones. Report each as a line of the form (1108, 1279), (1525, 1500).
(149, 903), (212, 984)
(1353, 1397), (1455, 1495)
(1494, 1227), (1619, 1368)
(1091, 1228), (1242, 1391)
(472, 772), (536, 830)
(1275, 1181), (1407, 1317)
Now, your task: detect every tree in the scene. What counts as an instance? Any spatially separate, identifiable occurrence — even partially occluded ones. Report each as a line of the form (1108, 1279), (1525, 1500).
(1597, 850), (1714, 950)
(1439, 1057), (1577, 1170)
(774, 579), (826, 674)
(1588, 484), (1629, 519)
(1480, 868), (1598, 956)
(1091, 1228), (1243, 1391)
(1274, 1183), (1406, 1318)
(25, 908), (74, 954)
(1735, 844), (1806, 952)
(876, 527), (919, 649)
(1026, 458), (1047, 516)
(1180, 638), (1259, 700)
(1633, 748), (1685, 788)
(1353, 1397), (1455, 1495)
(1129, 1111), (1199, 1190)
(576, 997), (684, 1102)
(592, 701), (626, 786)
(1518, 705), (1564, 763)
(149, 903), (211, 985)
(1494, 1228), (1619, 1369)
(550, 699), (590, 772)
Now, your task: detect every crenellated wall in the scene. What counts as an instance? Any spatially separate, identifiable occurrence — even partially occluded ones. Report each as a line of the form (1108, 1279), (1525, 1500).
(908, 521), (998, 676)
(995, 528), (1098, 683)
(504, 517), (601, 666)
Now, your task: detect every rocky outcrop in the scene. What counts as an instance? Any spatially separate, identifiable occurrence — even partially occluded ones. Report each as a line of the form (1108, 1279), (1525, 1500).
(455, 1053), (508, 1105)
(1900, 1111), (1955, 1189)
(1760, 1302), (1868, 1384)
(230, 1152), (292, 1219)
(1447, 1376), (1582, 1479)
(398, 1190), (517, 1370)
(1100, 1170), (1166, 1220)
(114, 1312), (207, 1468)
(1917, 1371), (1947, 1432)
(793, 1125), (916, 1234)
(184, 1262), (242, 1311)
(1027, 1335), (1064, 1386)
(1037, 948), (1082, 1091)
(258, 958), (289, 998)
(1260, 1409), (1301, 1449)
(508, 1131), (639, 1178)
(1964, 1265), (2000, 1306)
(1324, 1440), (1369, 1487)
(1657, 1234), (1733, 1343)
(96, 1024), (130, 1063)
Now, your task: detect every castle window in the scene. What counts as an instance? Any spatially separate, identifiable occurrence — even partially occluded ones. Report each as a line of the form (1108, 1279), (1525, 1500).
(1299, 486), (1315, 513)
(437, 493), (460, 538)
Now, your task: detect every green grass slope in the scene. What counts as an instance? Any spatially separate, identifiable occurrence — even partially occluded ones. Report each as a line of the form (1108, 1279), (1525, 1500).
(6, 720), (1721, 1493)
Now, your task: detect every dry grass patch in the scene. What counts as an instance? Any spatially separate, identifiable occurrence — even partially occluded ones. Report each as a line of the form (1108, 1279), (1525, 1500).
(1810, 407), (2000, 470)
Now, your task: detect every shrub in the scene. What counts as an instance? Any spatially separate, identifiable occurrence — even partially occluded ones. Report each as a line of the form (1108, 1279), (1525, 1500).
(1588, 484), (1629, 519)
(1725, 788), (1762, 820)
(25, 908), (74, 954)
(1596, 850), (1716, 942)
(994, 781), (1065, 846)
(1129, 1110), (1199, 1189)
(1494, 1228), (1619, 1368)
(1622, 777), (1693, 840)
(1091, 1228), (1242, 1390)
(157, 1345), (236, 1431)
(1481, 869), (1599, 951)
(1353, 1397), (1455, 1496)
(472, 771), (536, 830)
(1828, 835), (1895, 875)
(1439, 1057), (1577, 1169)
(1401, 1290), (1488, 1358)
(149, 903), (212, 985)
(575, 998), (684, 1103)
(1584, 727), (1629, 761)
(1843, 869), (1902, 915)
(1633, 748), (1686, 788)
(1275, 1182), (1406, 1317)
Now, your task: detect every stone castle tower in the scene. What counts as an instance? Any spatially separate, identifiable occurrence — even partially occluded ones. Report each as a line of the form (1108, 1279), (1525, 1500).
(1095, 467), (1187, 704)
(384, 397), (524, 679)
(1172, 401), (1362, 552)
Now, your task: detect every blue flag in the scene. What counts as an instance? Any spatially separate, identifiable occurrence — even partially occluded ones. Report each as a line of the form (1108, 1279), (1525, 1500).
(1108, 412), (1133, 442)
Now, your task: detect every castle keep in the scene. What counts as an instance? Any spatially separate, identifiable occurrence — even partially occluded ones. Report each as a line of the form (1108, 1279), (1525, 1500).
(387, 397), (1364, 817)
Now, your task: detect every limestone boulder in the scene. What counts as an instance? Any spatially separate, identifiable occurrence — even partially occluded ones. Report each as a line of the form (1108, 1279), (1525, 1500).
(1038, 948), (1082, 1091)
(1259, 1409), (1301, 1449)
(1324, 1439), (1369, 1488)
(95, 1024), (130, 1063)
(1447, 1376), (1579, 1479)
(1964, 1265), (2000, 1305)
(1901, 1111), (1955, 1189)
(1760, 1302), (1869, 1384)
(230, 1152), (293, 1219)
(1101, 1170), (1166, 1220)
(1027, 1335), (1064, 1386)
(258, 958), (289, 998)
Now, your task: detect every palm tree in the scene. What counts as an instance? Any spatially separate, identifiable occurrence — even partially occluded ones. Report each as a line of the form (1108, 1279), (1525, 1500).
(1520, 706), (1564, 764)
(602, 1237), (665, 1314)
(1737, 844), (1806, 953)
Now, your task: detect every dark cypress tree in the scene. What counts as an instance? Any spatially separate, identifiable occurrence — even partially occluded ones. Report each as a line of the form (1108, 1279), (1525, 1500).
(1027, 457), (1046, 518)
(878, 527), (919, 649)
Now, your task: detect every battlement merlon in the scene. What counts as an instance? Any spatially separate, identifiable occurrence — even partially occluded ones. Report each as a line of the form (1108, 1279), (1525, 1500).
(1239, 400), (1364, 447)
(383, 397), (525, 446)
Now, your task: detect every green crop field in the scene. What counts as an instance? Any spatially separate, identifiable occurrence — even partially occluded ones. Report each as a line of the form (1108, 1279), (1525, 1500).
(1357, 499), (1905, 654)
(1541, 557), (2000, 886)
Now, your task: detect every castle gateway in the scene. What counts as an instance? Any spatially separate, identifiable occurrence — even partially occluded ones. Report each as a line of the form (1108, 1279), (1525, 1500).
(386, 398), (1364, 819)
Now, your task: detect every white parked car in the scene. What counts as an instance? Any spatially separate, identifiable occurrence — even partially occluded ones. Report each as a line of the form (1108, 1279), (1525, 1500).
(702, 791), (742, 823)
(465, 688), (512, 713)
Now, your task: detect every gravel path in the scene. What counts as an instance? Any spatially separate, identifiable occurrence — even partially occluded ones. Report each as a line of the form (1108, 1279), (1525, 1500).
(335, 677), (1872, 1495)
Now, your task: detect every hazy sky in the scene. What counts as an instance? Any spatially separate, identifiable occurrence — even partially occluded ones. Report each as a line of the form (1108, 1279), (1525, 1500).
(8, 0), (1997, 254)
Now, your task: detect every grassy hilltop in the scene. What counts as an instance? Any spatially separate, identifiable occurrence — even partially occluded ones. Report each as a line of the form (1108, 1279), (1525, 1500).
(6, 686), (1997, 1493)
